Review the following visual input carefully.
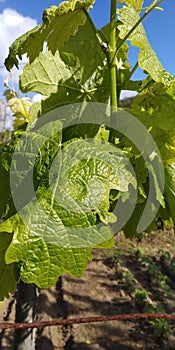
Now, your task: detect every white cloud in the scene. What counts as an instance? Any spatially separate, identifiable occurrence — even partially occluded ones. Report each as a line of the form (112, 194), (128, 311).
(0, 8), (37, 84)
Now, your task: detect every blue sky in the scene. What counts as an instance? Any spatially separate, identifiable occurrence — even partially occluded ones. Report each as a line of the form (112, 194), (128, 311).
(0, 0), (174, 87)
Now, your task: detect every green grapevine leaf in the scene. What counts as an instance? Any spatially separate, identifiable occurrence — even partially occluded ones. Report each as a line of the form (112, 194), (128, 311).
(2, 0), (174, 297)
(0, 161), (11, 219)
(3, 137), (136, 288)
(8, 97), (31, 120)
(3, 86), (32, 130)
(0, 141), (16, 220)
(19, 18), (110, 106)
(122, 202), (157, 238)
(20, 48), (107, 100)
(20, 50), (73, 96)
(5, 0), (95, 71)
(164, 160), (175, 226)
(9, 97), (32, 130)
(61, 20), (106, 83)
(129, 83), (175, 161)
(126, 82), (175, 230)
(117, 6), (174, 86)
(4, 214), (93, 288)
(0, 232), (18, 302)
(130, 83), (175, 132)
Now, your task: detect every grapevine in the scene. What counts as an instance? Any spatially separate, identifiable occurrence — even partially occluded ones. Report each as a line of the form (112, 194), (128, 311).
(0, 0), (174, 315)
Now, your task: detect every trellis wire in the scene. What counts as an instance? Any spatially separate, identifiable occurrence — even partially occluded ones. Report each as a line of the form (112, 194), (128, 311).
(0, 313), (175, 330)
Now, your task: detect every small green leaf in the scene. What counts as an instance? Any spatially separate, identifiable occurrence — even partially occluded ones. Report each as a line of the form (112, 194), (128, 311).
(8, 96), (32, 130)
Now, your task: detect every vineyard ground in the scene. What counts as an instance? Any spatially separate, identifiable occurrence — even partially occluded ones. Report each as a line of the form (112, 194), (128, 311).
(1, 229), (175, 349)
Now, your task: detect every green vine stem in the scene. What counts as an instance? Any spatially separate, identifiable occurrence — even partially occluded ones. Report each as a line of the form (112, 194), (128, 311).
(109, 0), (117, 110)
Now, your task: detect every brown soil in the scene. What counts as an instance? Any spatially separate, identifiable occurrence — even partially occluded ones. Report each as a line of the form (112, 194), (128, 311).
(1, 229), (175, 349)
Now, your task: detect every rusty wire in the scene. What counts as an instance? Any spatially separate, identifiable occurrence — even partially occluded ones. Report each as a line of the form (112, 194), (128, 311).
(0, 313), (175, 330)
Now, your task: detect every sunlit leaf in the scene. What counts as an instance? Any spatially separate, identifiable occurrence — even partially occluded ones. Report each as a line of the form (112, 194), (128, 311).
(5, 0), (95, 71)
(118, 6), (175, 86)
